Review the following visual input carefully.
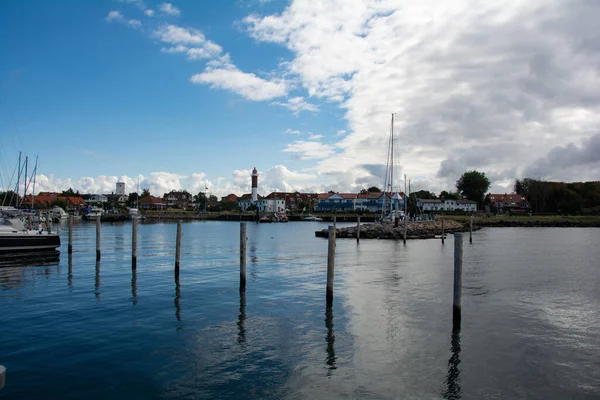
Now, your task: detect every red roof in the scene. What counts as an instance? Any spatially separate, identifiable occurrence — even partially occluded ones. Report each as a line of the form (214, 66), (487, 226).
(21, 194), (55, 206)
(59, 196), (87, 207)
(221, 193), (238, 202)
(139, 195), (164, 205)
(487, 194), (529, 204)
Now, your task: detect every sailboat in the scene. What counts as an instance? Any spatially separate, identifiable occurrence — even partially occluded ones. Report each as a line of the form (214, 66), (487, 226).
(381, 114), (404, 221)
(128, 175), (141, 220)
(1, 153), (61, 253)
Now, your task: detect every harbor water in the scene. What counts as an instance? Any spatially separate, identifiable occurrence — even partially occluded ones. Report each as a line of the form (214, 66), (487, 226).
(1, 221), (599, 399)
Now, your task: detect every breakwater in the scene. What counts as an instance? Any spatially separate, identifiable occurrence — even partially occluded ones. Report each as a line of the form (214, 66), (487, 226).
(474, 218), (600, 228)
(315, 220), (473, 240)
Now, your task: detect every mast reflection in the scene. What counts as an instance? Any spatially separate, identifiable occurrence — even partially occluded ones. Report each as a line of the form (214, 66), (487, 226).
(68, 253), (73, 287)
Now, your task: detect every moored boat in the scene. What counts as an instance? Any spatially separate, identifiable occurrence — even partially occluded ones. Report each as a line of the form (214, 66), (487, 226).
(0, 210), (61, 253)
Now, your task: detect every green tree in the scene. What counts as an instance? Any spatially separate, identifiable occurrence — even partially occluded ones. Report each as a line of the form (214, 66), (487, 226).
(367, 186), (381, 192)
(412, 190), (436, 199)
(141, 188), (150, 198)
(50, 199), (68, 210)
(0, 190), (21, 207)
(127, 192), (139, 207)
(456, 171), (490, 206)
(439, 190), (459, 200)
(61, 188), (80, 197)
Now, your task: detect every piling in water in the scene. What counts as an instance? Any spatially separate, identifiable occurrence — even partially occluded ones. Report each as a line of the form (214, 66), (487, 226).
(68, 215), (73, 254)
(132, 217), (138, 270)
(240, 222), (247, 291)
(395, 216), (399, 228)
(175, 220), (182, 278)
(356, 216), (360, 244)
(95, 217), (101, 261)
(441, 218), (445, 244)
(469, 215), (473, 244)
(326, 225), (336, 304)
(403, 215), (407, 244)
(453, 233), (463, 324)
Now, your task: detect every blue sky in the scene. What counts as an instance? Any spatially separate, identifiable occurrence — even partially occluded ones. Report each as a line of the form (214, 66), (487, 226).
(1, 0), (599, 197)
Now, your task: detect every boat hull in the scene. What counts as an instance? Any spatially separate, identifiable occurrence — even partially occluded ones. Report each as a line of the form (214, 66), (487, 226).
(0, 234), (61, 253)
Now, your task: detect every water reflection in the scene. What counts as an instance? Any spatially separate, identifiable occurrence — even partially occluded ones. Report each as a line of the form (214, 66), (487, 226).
(95, 260), (100, 300)
(325, 304), (336, 375)
(249, 244), (258, 279)
(174, 276), (181, 321)
(238, 289), (246, 346)
(131, 270), (138, 306)
(442, 322), (462, 400)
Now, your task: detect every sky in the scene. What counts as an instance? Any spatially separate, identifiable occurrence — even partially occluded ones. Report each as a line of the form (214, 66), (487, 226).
(1, 0), (599, 199)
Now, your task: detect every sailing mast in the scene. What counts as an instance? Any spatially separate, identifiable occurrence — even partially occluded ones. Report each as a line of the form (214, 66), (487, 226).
(382, 113), (395, 220)
(31, 157), (38, 209)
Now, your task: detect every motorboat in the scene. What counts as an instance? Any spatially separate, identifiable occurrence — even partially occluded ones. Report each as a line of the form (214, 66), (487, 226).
(0, 209), (61, 253)
(83, 207), (103, 221)
(302, 214), (323, 221)
(49, 206), (69, 223)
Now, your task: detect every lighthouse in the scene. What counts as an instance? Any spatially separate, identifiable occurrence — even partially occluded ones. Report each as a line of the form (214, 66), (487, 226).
(251, 167), (258, 203)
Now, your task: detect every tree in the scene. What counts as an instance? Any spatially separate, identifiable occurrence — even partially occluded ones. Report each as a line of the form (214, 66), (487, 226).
(127, 192), (139, 207)
(412, 190), (436, 199)
(0, 190), (21, 207)
(141, 188), (150, 198)
(456, 170), (490, 206)
(367, 186), (381, 193)
(61, 188), (80, 197)
(439, 190), (459, 200)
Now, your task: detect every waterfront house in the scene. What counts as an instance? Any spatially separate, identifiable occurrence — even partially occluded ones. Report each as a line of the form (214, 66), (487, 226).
(315, 193), (357, 212)
(356, 192), (402, 213)
(221, 193), (238, 203)
(237, 193), (262, 211)
(163, 190), (193, 209)
(417, 198), (443, 211)
(485, 193), (530, 214)
(456, 199), (477, 212)
(83, 194), (108, 204)
(257, 197), (286, 213)
(263, 192), (318, 212)
(59, 196), (87, 211)
(138, 195), (166, 210)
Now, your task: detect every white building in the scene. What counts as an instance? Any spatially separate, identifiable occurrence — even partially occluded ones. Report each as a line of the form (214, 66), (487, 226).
(456, 200), (477, 212)
(417, 198), (477, 212)
(116, 182), (125, 195)
(257, 198), (285, 213)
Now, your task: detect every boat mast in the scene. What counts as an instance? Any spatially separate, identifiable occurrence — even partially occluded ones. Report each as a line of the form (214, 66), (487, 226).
(23, 156), (28, 208)
(31, 157), (38, 210)
(381, 113), (395, 220)
(16, 152), (22, 206)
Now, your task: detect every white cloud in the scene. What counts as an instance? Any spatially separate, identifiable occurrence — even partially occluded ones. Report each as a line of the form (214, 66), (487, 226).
(105, 11), (142, 29)
(161, 42), (222, 60)
(283, 140), (335, 160)
(160, 2), (181, 16)
(241, 0), (600, 191)
(273, 96), (318, 114)
(145, 9), (155, 16)
(285, 128), (301, 134)
(307, 133), (323, 140)
(190, 54), (288, 101)
(154, 24), (205, 44)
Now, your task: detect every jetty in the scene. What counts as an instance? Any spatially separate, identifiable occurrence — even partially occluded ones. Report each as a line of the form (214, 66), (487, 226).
(315, 220), (473, 240)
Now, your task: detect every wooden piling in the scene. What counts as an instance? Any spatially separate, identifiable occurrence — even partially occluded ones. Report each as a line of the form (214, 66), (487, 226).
(403, 214), (407, 244)
(333, 216), (337, 227)
(469, 215), (473, 244)
(132, 217), (138, 270)
(175, 220), (182, 278)
(326, 225), (336, 304)
(395, 216), (399, 228)
(95, 217), (101, 261)
(356, 216), (360, 244)
(453, 233), (463, 323)
(240, 222), (247, 290)
(68, 215), (73, 254)
(0, 364), (5, 390)
(441, 218), (445, 244)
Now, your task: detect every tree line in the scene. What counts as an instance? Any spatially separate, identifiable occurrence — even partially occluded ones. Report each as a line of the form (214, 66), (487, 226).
(514, 178), (600, 214)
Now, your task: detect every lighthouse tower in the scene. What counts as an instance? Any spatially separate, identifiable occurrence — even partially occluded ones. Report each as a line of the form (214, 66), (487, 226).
(251, 167), (259, 203)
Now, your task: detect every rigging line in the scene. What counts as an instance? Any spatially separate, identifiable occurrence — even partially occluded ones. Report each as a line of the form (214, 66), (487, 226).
(1, 157), (19, 207)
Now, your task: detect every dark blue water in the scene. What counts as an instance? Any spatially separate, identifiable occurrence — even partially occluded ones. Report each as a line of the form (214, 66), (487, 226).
(1, 221), (599, 399)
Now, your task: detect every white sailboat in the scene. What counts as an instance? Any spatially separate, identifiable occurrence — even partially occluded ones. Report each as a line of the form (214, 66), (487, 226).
(381, 114), (404, 221)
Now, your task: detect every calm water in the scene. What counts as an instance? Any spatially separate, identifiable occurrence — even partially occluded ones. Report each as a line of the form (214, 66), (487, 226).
(1, 221), (599, 399)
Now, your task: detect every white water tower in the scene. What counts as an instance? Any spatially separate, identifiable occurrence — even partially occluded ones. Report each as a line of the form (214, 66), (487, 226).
(116, 182), (125, 195)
